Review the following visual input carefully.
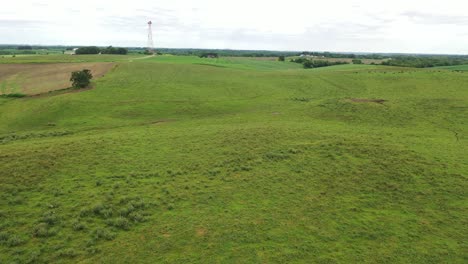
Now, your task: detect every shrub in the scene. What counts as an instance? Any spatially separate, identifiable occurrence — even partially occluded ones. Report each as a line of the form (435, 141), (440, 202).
(128, 212), (145, 222)
(0, 232), (10, 242)
(86, 247), (101, 255)
(106, 217), (130, 230)
(42, 211), (59, 225)
(92, 203), (113, 218)
(6, 235), (25, 247)
(33, 223), (52, 237)
(130, 199), (146, 209)
(79, 207), (91, 217)
(119, 204), (135, 217)
(93, 228), (116, 241)
(70, 69), (93, 88)
(278, 56), (285, 62)
(57, 248), (79, 258)
(72, 220), (86, 231)
(0, 93), (26, 98)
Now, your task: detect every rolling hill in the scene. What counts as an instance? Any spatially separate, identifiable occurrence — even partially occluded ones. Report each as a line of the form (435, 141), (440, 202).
(0, 55), (466, 263)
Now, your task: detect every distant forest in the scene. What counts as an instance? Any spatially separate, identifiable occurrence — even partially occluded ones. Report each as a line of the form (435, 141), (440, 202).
(1, 44), (467, 68)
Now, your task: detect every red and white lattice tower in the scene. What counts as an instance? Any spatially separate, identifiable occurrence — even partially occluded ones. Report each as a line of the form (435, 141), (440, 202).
(147, 21), (155, 54)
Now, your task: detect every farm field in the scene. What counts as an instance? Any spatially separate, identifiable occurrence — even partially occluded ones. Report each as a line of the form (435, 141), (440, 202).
(0, 55), (467, 263)
(0, 62), (116, 95)
(0, 54), (145, 64)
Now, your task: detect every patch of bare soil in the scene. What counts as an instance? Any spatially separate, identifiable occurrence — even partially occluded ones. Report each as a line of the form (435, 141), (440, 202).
(196, 228), (207, 237)
(349, 98), (387, 104)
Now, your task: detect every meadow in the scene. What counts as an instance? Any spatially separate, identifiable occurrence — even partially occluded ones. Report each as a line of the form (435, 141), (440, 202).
(0, 55), (466, 263)
(436, 64), (468, 71)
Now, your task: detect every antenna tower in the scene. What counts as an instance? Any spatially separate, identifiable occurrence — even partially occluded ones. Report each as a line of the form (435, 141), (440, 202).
(147, 21), (155, 54)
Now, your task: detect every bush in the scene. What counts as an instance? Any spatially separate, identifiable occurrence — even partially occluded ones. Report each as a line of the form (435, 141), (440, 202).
(278, 56), (285, 62)
(0, 93), (26, 98)
(106, 217), (130, 230)
(57, 248), (79, 258)
(93, 228), (116, 241)
(72, 220), (86, 231)
(33, 223), (53, 237)
(0, 232), (10, 243)
(128, 212), (145, 222)
(70, 69), (93, 88)
(6, 235), (25, 247)
(42, 211), (59, 225)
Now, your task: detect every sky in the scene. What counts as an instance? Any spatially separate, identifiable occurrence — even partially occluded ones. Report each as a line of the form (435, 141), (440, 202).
(1, 0), (467, 54)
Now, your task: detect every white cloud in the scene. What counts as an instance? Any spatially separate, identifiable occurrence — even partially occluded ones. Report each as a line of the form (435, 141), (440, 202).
(1, 0), (467, 54)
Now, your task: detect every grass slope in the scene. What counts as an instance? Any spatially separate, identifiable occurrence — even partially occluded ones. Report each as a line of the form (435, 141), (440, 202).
(435, 64), (468, 71)
(0, 56), (467, 263)
(147, 55), (304, 70)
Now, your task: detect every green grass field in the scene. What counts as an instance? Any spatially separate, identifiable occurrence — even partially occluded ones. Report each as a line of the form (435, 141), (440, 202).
(0, 55), (467, 263)
(435, 64), (468, 71)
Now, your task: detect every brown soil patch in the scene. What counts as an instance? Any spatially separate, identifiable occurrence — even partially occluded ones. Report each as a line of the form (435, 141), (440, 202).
(0, 62), (115, 95)
(196, 228), (207, 237)
(350, 98), (387, 104)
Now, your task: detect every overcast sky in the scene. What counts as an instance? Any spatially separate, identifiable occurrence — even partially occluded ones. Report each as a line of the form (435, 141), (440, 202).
(1, 0), (467, 54)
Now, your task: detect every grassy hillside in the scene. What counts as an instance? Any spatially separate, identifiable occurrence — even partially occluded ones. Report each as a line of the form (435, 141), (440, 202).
(435, 64), (468, 71)
(0, 56), (467, 263)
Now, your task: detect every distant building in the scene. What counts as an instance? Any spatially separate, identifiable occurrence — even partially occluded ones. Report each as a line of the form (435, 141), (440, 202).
(65, 48), (78, 55)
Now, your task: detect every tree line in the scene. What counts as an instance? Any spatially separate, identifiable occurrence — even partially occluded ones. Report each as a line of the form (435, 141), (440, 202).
(75, 46), (128, 55)
(381, 55), (468, 68)
(291, 58), (349, 69)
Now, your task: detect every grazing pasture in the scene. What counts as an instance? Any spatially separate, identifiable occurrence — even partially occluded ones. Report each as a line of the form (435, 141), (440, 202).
(436, 64), (468, 71)
(291, 56), (387, 64)
(0, 55), (466, 263)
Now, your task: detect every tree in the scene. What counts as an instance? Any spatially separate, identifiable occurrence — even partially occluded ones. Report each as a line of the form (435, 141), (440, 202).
(352, 59), (363, 64)
(199, 53), (218, 58)
(278, 56), (285, 62)
(75, 46), (100, 55)
(102, 46), (128, 55)
(17, 46), (33, 50)
(70, 69), (93, 88)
